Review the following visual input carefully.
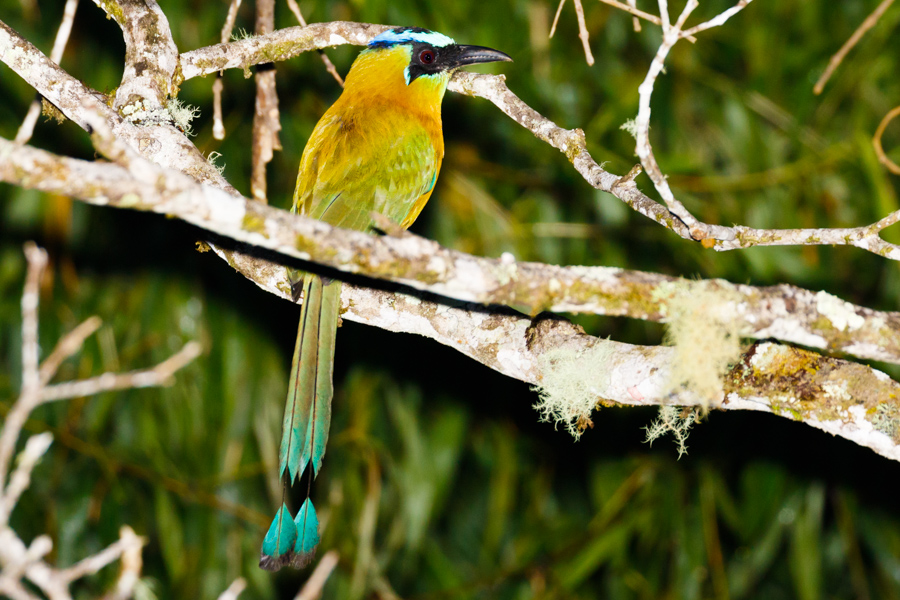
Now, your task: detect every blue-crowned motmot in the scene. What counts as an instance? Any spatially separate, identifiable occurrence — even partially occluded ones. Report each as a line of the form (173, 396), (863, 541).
(260, 27), (511, 571)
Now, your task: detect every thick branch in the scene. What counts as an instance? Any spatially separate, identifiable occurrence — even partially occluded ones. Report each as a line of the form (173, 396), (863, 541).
(178, 22), (390, 81)
(218, 247), (900, 463)
(8, 18), (900, 259)
(4, 136), (900, 367)
(0, 17), (235, 192)
(93, 0), (179, 114)
(3, 13), (900, 466)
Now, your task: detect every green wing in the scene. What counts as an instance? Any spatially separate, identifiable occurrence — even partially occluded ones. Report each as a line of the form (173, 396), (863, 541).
(294, 112), (439, 232)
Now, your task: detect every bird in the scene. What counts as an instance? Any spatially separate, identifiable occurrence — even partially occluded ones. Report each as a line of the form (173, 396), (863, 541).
(259, 26), (511, 571)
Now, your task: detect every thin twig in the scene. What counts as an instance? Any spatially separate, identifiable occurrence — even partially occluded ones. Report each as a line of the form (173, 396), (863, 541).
(221, 0), (243, 42)
(212, 0), (243, 140)
(680, 0), (751, 37)
(250, 0), (281, 204)
(0, 433), (53, 526)
(626, 0), (641, 31)
(213, 76), (226, 141)
(39, 342), (203, 402)
(597, 0), (697, 42)
(217, 578), (247, 600)
(813, 0), (895, 95)
(632, 0), (753, 240)
(0, 244), (47, 488)
(59, 526), (144, 584)
(573, 0), (595, 65)
(101, 527), (143, 600)
(294, 551), (339, 600)
(20, 243), (45, 397)
(285, 0), (344, 86)
(38, 316), (102, 385)
(549, 0), (566, 37)
(14, 0), (79, 144)
(873, 105), (900, 175)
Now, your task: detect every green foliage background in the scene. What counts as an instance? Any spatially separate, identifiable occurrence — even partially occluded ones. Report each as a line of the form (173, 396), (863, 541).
(3, 0), (900, 597)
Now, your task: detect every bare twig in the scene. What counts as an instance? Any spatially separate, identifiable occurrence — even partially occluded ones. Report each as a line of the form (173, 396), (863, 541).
(40, 342), (203, 402)
(20, 243), (45, 398)
(38, 316), (102, 385)
(631, 0), (753, 241)
(679, 0), (751, 37)
(599, 0), (661, 26)
(212, 0), (243, 140)
(0, 433), (53, 526)
(217, 578), (247, 600)
(0, 241), (199, 600)
(873, 105), (900, 175)
(102, 527), (143, 600)
(572, 0), (595, 65)
(250, 0), (281, 203)
(550, 0), (566, 37)
(58, 526), (144, 585)
(0, 243), (47, 489)
(626, 0), (641, 31)
(597, 0), (697, 42)
(294, 551), (339, 600)
(213, 77), (226, 140)
(813, 0), (895, 95)
(221, 0), (243, 41)
(285, 0), (344, 86)
(14, 0), (79, 144)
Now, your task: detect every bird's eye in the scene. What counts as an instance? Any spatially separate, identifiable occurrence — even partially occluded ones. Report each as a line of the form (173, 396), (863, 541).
(419, 49), (435, 64)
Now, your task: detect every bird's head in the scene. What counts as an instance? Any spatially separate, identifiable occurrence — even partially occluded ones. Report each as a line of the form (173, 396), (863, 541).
(365, 27), (512, 86)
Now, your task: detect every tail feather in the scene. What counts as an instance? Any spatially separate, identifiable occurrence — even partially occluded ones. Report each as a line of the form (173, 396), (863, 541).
(259, 503), (298, 571)
(263, 274), (339, 570)
(292, 498), (321, 567)
(280, 275), (340, 481)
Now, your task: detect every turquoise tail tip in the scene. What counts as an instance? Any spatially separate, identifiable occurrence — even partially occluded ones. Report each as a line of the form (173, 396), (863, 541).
(259, 500), (321, 571)
(293, 498), (321, 563)
(259, 503), (298, 571)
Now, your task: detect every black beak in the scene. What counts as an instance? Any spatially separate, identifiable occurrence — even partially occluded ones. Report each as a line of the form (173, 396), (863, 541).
(445, 44), (513, 69)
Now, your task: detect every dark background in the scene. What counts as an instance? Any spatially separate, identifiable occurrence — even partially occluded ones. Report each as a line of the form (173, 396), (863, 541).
(2, 0), (900, 597)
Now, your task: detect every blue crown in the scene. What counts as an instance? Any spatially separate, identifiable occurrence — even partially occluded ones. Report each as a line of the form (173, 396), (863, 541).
(368, 27), (456, 49)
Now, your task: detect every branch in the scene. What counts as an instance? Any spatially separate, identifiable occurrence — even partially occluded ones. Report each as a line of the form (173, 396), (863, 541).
(7, 17), (900, 259)
(5, 136), (900, 366)
(92, 0), (179, 115)
(177, 22), (390, 81)
(873, 105), (900, 175)
(0, 17), (236, 192)
(813, 0), (896, 95)
(215, 248), (900, 463)
(0, 243), (202, 599)
(250, 0), (281, 203)
(14, 0), (79, 144)
(3, 12), (900, 467)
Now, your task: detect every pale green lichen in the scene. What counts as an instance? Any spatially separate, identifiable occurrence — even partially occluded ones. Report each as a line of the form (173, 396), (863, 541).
(532, 341), (615, 439)
(231, 28), (253, 41)
(619, 119), (639, 139)
(643, 406), (699, 458)
(168, 98), (201, 136)
(206, 151), (225, 176)
(660, 282), (743, 409)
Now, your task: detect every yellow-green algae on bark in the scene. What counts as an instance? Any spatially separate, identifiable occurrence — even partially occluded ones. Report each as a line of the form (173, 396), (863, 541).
(726, 342), (900, 443)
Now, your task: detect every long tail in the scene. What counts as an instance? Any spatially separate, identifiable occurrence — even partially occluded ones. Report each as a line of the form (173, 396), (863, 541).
(260, 274), (340, 571)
